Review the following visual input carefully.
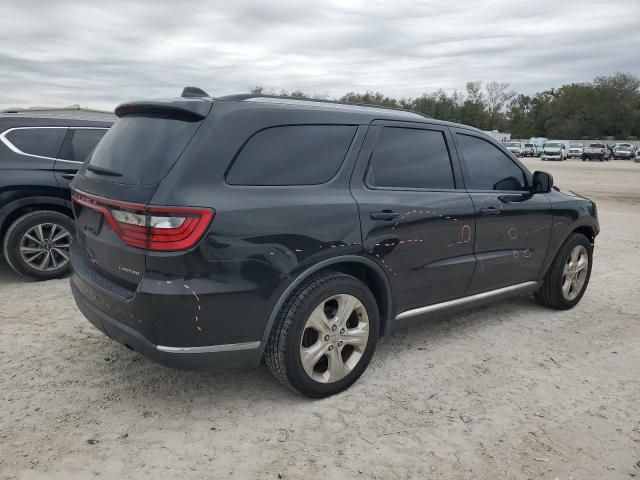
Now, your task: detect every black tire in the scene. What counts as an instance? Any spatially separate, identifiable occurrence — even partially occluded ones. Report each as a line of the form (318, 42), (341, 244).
(265, 271), (380, 398)
(535, 233), (593, 310)
(3, 211), (74, 280)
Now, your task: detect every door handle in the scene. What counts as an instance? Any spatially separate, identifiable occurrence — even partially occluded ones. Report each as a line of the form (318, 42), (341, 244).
(62, 173), (76, 180)
(479, 207), (501, 216)
(370, 211), (400, 221)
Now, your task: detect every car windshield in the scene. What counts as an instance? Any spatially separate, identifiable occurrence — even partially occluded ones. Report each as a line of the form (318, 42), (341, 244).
(525, 143), (534, 147)
(546, 143), (563, 148)
(618, 147), (632, 151)
(570, 144), (583, 148)
(589, 143), (605, 148)
(504, 143), (520, 147)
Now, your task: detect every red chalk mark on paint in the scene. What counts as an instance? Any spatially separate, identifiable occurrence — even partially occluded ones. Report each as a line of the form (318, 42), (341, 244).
(184, 283), (203, 332)
(461, 224), (472, 243)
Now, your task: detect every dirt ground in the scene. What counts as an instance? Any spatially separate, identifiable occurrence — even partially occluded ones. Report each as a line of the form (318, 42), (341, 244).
(1, 158), (639, 479)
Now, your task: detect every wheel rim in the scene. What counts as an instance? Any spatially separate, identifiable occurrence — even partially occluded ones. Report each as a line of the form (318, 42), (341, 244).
(299, 294), (369, 384)
(19, 223), (71, 272)
(561, 245), (589, 301)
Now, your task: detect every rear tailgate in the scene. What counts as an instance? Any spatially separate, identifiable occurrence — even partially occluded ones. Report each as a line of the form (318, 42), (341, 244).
(584, 144), (605, 155)
(71, 99), (212, 289)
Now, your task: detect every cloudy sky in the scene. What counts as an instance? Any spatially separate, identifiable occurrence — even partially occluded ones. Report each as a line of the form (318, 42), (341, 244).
(1, 0), (639, 111)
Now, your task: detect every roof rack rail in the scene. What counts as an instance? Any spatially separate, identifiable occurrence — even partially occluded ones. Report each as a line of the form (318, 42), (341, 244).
(216, 93), (430, 119)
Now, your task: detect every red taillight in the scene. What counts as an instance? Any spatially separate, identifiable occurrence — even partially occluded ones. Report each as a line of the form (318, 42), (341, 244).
(72, 190), (214, 251)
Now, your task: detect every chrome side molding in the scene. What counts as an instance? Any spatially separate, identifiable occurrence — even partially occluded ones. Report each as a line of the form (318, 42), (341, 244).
(156, 341), (261, 354)
(395, 281), (538, 321)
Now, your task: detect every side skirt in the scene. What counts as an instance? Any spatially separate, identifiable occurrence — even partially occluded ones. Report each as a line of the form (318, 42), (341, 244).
(388, 281), (541, 332)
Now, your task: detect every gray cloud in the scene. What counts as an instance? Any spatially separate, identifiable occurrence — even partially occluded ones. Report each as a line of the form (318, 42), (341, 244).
(1, 0), (638, 111)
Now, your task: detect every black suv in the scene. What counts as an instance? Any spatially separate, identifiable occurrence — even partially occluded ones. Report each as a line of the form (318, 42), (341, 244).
(70, 89), (599, 398)
(0, 114), (112, 279)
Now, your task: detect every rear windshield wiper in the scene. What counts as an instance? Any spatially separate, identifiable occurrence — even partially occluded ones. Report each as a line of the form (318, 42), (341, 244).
(86, 165), (123, 177)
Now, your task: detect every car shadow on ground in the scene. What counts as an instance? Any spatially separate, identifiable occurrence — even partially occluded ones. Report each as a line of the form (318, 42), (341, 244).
(1, 256), (550, 404)
(0, 258), (25, 284)
(85, 295), (548, 405)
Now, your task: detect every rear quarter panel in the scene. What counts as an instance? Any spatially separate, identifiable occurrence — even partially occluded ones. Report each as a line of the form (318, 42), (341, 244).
(145, 103), (370, 344)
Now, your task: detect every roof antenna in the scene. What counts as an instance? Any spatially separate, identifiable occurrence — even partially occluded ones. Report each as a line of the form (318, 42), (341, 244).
(181, 87), (210, 98)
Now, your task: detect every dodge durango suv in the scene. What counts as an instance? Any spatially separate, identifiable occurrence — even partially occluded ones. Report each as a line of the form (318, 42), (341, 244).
(70, 89), (599, 397)
(0, 114), (112, 279)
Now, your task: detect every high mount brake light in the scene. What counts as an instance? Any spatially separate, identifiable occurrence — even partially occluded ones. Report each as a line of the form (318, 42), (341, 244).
(72, 190), (214, 251)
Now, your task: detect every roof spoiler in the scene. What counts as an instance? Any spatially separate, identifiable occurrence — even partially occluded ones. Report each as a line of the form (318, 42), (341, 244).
(115, 98), (212, 120)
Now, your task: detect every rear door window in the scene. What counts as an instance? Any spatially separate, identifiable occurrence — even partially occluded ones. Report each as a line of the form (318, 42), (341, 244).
(3, 127), (67, 159)
(86, 116), (202, 185)
(59, 128), (108, 162)
(456, 133), (527, 191)
(226, 125), (357, 185)
(366, 126), (455, 189)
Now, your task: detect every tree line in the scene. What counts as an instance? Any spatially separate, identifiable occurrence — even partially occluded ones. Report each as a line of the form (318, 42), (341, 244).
(251, 72), (640, 139)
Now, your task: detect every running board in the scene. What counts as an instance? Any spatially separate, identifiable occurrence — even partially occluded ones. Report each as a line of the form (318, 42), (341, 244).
(395, 281), (539, 321)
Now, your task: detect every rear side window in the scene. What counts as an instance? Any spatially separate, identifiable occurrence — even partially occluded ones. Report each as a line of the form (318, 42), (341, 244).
(87, 116), (201, 185)
(456, 134), (527, 191)
(367, 127), (455, 189)
(59, 128), (108, 162)
(4, 128), (67, 159)
(226, 125), (356, 186)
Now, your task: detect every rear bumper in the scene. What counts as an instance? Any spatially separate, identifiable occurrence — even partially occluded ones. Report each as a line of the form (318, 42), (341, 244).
(71, 278), (264, 369)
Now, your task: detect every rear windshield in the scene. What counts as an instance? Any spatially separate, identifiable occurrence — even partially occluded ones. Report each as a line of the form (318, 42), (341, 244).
(525, 143), (534, 147)
(589, 143), (605, 148)
(86, 116), (201, 185)
(504, 143), (520, 147)
(546, 143), (563, 148)
(570, 144), (583, 148)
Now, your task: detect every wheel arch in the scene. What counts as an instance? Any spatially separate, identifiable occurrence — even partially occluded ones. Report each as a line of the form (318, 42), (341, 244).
(572, 224), (596, 244)
(539, 217), (599, 280)
(260, 255), (393, 346)
(0, 197), (72, 240)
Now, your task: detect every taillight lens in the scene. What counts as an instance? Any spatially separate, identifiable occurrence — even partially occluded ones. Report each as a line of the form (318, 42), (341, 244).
(72, 190), (214, 251)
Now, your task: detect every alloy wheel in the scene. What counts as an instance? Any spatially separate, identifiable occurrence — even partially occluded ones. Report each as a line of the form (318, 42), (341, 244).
(299, 294), (369, 383)
(19, 223), (71, 272)
(561, 245), (589, 301)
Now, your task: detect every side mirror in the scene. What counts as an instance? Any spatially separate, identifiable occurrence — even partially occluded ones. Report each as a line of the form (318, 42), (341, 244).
(532, 171), (553, 193)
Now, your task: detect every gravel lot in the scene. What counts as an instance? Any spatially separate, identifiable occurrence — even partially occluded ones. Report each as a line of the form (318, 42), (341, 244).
(1, 158), (639, 479)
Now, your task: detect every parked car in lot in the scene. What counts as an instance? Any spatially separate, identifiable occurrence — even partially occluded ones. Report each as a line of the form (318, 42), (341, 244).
(0, 114), (112, 279)
(582, 143), (611, 161)
(569, 143), (584, 158)
(70, 89), (599, 397)
(503, 142), (525, 157)
(523, 143), (537, 157)
(529, 137), (548, 157)
(612, 143), (636, 160)
(541, 142), (568, 161)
